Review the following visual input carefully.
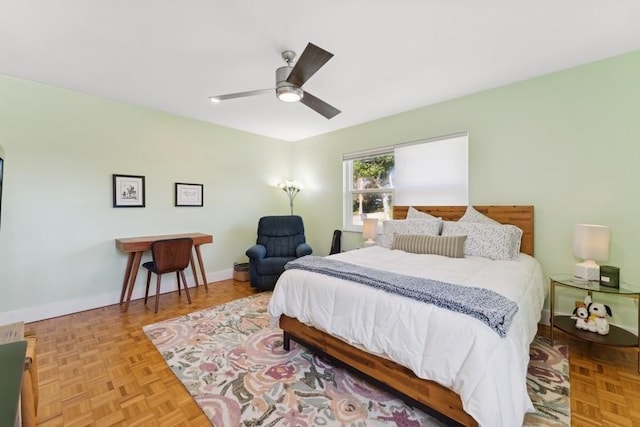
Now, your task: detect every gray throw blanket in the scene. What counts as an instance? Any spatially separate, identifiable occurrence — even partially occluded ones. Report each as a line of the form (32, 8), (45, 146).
(285, 256), (518, 337)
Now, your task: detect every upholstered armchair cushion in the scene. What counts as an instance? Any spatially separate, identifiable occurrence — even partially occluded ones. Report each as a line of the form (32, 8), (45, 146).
(296, 243), (313, 257)
(246, 215), (312, 291)
(245, 244), (267, 260)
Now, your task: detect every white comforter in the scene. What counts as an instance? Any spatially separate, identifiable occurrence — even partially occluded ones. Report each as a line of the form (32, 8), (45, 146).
(267, 246), (547, 427)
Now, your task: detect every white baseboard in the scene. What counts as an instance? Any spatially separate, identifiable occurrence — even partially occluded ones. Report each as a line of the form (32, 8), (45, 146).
(539, 309), (550, 326)
(0, 268), (233, 324)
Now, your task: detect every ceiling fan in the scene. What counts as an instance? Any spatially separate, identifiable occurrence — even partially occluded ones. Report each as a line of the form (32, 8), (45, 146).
(209, 43), (341, 119)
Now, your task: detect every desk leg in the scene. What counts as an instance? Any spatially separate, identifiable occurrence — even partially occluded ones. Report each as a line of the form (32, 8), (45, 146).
(190, 253), (199, 287)
(119, 253), (135, 304)
(123, 251), (143, 312)
(195, 244), (208, 291)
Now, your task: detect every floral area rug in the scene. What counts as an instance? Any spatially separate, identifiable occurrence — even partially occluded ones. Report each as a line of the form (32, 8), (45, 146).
(143, 292), (570, 427)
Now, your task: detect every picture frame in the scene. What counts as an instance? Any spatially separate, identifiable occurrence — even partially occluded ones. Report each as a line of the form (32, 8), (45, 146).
(113, 174), (145, 208)
(175, 182), (203, 207)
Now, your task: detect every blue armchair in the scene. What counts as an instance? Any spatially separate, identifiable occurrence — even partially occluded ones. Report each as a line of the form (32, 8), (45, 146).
(245, 215), (313, 291)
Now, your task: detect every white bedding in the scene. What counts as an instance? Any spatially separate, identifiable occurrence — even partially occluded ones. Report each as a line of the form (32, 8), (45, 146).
(267, 246), (547, 427)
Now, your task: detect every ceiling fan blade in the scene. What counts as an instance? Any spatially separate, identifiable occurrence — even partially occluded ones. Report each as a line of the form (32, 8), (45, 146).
(300, 91), (341, 119)
(209, 88), (273, 103)
(286, 43), (334, 87)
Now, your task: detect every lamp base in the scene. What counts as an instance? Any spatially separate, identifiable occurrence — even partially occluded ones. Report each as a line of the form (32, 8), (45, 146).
(574, 261), (600, 281)
(363, 239), (376, 247)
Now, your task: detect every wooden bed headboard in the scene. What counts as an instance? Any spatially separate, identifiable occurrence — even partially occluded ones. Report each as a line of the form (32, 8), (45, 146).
(393, 205), (534, 256)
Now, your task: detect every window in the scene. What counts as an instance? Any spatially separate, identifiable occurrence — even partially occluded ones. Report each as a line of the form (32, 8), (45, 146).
(343, 149), (394, 232)
(343, 133), (468, 232)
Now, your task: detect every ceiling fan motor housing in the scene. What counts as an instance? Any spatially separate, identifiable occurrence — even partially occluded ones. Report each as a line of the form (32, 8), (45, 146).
(276, 65), (303, 102)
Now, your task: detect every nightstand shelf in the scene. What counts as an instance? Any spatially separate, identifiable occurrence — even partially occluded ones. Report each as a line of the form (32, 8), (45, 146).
(552, 315), (637, 346)
(549, 274), (640, 372)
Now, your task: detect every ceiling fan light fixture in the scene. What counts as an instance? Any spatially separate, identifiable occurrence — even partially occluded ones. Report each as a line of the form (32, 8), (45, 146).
(276, 85), (303, 103)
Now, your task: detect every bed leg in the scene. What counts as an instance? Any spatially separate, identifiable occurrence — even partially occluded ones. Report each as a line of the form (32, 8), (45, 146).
(283, 331), (291, 351)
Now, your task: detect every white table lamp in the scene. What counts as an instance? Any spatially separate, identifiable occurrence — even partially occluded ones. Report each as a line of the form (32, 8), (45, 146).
(362, 218), (378, 246)
(573, 224), (610, 281)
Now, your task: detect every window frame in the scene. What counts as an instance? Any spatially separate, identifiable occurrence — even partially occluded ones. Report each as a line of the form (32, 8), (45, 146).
(342, 132), (468, 234)
(342, 148), (394, 233)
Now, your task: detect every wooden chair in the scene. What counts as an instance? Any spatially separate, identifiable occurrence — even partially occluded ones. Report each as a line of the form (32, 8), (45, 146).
(142, 237), (193, 313)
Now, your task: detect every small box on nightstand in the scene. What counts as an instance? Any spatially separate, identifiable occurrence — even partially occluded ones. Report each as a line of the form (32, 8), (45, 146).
(600, 265), (620, 288)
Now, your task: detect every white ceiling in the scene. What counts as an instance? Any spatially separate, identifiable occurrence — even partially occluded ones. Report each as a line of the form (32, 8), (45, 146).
(1, 1), (639, 142)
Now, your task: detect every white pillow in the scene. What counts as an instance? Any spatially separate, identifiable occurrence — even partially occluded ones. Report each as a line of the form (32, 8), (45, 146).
(458, 206), (500, 225)
(380, 219), (442, 248)
(406, 206), (440, 220)
(441, 221), (522, 260)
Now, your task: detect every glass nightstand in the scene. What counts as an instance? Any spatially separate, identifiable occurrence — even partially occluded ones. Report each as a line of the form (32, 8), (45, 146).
(549, 274), (640, 371)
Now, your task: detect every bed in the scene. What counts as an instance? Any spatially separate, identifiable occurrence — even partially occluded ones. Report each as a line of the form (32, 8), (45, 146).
(267, 206), (545, 426)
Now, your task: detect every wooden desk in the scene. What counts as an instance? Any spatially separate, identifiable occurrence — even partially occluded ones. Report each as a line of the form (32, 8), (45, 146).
(115, 232), (213, 312)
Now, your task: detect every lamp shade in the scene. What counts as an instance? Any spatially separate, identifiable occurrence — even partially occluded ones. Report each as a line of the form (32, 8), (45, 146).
(572, 224), (610, 281)
(572, 224), (610, 261)
(362, 218), (378, 245)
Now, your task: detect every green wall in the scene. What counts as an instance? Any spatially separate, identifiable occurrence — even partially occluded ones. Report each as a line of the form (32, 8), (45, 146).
(2, 50), (639, 327)
(293, 50), (640, 326)
(0, 75), (294, 322)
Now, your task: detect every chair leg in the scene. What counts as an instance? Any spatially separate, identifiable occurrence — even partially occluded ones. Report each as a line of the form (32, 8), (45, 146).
(176, 271), (181, 296)
(179, 270), (191, 304)
(155, 275), (162, 313)
(144, 271), (152, 305)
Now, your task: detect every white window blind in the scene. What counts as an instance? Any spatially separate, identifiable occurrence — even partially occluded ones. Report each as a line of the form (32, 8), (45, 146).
(393, 133), (468, 206)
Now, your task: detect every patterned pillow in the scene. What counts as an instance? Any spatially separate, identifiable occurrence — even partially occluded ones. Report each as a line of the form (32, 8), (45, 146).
(441, 221), (523, 260)
(380, 219), (442, 249)
(392, 234), (466, 258)
(406, 206), (440, 220)
(458, 206), (500, 225)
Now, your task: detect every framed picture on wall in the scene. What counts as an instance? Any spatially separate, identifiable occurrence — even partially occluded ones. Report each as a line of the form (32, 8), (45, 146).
(113, 174), (145, 208)
(175, 182), (203, 207)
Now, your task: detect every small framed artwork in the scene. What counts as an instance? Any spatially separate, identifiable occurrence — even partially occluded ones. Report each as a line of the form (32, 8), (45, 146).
(113, 174), (145, 208)
(175, 182), (203, 207)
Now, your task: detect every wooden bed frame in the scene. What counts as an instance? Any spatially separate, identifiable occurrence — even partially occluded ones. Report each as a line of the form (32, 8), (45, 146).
(279, 206), (534, 426)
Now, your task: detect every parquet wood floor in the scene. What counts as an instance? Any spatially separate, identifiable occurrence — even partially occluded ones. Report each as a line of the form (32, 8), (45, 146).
(28, 280), (258, 427)
(542, 326), (640, 427)
(25, 280), (640, 426)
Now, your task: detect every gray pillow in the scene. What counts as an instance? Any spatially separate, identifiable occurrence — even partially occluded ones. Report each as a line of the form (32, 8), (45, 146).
(392, 234), (466, 258)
